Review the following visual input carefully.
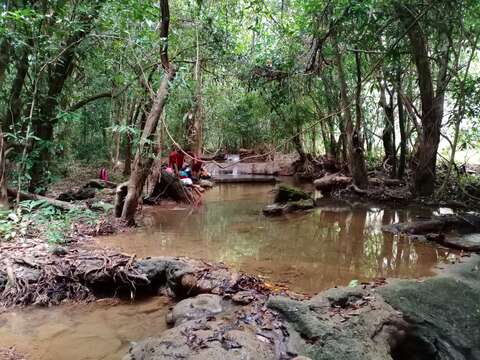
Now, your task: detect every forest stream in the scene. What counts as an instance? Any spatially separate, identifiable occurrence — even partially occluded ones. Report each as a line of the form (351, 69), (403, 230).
(0, 183), (459, 360)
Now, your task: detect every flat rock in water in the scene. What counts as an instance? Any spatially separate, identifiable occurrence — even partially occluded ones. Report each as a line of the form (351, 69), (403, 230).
(124, 318), (275, 360)
(166, 294), (224, 326)
(274, 184), (310, 203)
(263, 199), (314, 216)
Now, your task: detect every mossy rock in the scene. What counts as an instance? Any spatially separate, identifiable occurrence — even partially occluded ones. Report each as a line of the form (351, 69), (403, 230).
(274, 184), (311, 204)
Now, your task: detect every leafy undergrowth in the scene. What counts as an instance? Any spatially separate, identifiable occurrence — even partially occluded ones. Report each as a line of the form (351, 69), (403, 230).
(0, 200), (112, 245)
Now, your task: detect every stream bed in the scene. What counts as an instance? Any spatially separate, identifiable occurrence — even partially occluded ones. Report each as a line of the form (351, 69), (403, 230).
(0, 182), (456, 360)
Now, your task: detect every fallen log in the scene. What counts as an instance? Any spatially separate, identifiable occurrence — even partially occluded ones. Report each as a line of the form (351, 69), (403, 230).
(83, 179), (117, 189)
(7, 188), (76, 211)
(382, 214), (480, 235)
(314, 173), (352, 194)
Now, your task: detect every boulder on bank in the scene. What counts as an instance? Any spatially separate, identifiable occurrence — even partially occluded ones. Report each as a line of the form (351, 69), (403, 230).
(165, 294), (224, 326)
(268, 256), (480, 360)
(124, 317), (276, 360)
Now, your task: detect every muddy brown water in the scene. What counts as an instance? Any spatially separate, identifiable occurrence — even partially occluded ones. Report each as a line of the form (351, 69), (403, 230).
(0, 297), (169, 360)
(101, 182), (456, 293)
(0, 182), (457, 359)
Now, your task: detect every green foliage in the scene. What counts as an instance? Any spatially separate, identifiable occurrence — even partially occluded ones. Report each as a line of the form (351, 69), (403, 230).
(0, 201), (99, 244)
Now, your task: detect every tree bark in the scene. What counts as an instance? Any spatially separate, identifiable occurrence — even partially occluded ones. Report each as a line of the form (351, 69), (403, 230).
(335, 42), (368, 188)
(396, 4), (449, 196)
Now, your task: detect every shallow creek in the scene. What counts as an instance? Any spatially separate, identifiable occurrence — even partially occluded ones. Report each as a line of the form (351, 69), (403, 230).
(102, 182), (455, 293)
(0, 182), (456, 359)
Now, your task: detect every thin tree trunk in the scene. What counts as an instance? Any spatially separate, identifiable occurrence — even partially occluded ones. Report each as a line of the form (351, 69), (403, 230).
(396, 68), (407, 179)
(192, 25), (204, 157)
(378, 77), (397, 176)
(124, 100), (142, 176)
(335, 43), (368, 188)
(0, 131), (8, 209)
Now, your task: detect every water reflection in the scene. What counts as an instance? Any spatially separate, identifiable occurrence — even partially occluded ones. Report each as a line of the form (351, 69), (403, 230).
(100, 184), (454, 294)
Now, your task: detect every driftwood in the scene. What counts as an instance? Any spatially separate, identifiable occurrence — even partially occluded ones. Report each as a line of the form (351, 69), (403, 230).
(7, 188), (76, 211)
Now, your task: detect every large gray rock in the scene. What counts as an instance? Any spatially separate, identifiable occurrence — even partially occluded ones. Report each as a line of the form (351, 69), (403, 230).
(378, 257), (480, 360)
(268, 256), (480, 360)
(166, 294), (224, 326)
(268, 287), (405, 360)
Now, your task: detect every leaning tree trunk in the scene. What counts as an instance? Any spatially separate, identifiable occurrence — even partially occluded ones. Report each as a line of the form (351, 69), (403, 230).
(121, 0), (175, 225)
(121, 67), (176, 225)
(335, 43), (368, 188)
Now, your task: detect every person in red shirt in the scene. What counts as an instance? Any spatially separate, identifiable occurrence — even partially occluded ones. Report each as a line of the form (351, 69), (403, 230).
(168, 146), (185, 176)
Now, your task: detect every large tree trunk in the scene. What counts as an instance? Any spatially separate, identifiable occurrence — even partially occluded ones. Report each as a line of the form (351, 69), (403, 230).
(396, 4), (449, 196)
(0, 38), (12, 93)
(29, 3), (104, 193)
(2, 45), (30, 133)
(335, 43), (368, 188)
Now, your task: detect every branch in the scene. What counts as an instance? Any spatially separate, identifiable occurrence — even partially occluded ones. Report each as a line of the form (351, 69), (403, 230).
(67, 91), (113, 112)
